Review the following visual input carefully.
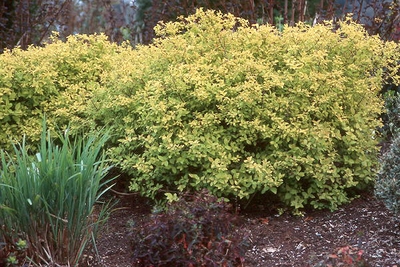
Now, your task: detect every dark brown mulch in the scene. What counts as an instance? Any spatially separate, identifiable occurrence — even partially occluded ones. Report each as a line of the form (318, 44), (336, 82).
(82, 188), (400, 267)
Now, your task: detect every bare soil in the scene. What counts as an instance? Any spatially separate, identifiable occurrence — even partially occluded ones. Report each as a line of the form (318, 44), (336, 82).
(82, 183), (400, 267)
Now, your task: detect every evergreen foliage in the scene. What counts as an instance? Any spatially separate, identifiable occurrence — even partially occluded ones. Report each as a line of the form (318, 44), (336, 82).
(376, 134), (400, 215)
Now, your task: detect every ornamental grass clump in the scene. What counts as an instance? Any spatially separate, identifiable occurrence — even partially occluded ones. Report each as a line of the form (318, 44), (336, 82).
(0, 121), (115, 266)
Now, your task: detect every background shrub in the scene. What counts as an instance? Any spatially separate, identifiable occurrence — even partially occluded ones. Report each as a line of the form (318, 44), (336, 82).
(92, 9), (399, 211)
(380, 87), (400, 140)
(0, 33), (123, 152)
(131, 190), (248, 266)
(1, 9), (399, 213)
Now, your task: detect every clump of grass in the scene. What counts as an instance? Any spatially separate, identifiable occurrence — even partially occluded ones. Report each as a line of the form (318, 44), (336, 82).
(0, 120), (115, 266)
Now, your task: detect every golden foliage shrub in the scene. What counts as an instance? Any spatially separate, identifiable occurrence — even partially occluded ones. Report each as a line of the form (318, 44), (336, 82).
(0, 33), (123, 150)
(1, 9), (399, 212)
(99, 10), (399, 211)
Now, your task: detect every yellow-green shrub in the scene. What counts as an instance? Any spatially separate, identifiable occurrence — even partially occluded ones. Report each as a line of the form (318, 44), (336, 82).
(2, 10), (398, 212)
(95, 9), (399, 211)
(0, 33), (122, 151)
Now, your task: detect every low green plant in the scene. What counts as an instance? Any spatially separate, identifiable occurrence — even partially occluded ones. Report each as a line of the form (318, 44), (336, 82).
(311, 246), (370, 267)
(0, 120), (115, 266)
(375, 134), (400, 215)
(131, 189), (248, 266)
(0, 238), (28, 267)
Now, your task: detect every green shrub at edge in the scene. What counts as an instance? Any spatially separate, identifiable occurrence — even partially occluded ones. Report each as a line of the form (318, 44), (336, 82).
(375, 134), (400, 215)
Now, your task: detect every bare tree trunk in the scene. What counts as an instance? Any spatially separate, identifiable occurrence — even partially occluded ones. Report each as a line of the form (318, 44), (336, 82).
(269, 0), (274, 24)
(284, 0), (289, 24)
(291, 0), (296, 25)
(0, 0), (16, 51)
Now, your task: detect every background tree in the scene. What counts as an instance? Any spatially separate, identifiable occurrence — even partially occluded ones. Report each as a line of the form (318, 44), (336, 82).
(0, 0), (398, 52)
(135, 0), (399, 44)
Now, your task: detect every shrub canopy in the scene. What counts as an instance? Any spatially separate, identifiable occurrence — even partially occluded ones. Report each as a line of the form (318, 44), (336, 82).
(0, 33), (122, 150)
(1, 9), (399, 212)
(97, 10), (399, 211)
